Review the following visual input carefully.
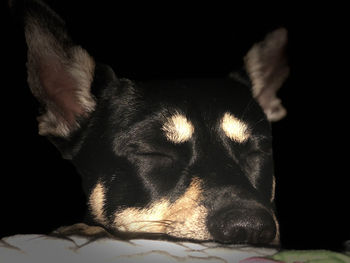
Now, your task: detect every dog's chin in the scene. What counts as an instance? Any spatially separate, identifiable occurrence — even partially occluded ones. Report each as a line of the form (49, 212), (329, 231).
(109, 228), (280, 248)
(108, 230), (209, 243)
(53, 223), (279, 248)
(113, 231), (280, 249)
(111, 220), (212, 243)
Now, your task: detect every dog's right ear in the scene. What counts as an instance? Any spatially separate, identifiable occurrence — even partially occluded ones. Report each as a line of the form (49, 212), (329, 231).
(12, 0), (96, 137)
(244, 28), (289, 122)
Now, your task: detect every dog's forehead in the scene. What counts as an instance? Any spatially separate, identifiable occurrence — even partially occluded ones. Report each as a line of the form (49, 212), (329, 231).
(107, 77), (269, 147)
(137, 77), (255, 113)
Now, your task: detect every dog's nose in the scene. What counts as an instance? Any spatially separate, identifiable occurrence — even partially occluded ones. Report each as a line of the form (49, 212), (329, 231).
(207, 206), (276, 244)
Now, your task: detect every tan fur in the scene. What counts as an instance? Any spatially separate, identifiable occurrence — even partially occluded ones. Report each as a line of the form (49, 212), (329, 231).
(53, 223), (113, 238)
(68, 46), (96, 114)
(162, 113), (194, 144)
(113, 178), (211, 240)
(271, 176), (276, 202)
(244, 28), (288, 122)
(89, 182), (108, 225)
(221, 112), (250, 143)
(37, 110), (71, 136)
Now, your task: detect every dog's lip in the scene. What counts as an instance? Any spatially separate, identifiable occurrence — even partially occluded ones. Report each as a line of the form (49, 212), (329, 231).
(109, 230), (213, 243)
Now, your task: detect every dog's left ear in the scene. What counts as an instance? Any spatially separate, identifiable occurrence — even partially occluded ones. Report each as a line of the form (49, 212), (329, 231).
(244, 28), (289, 122)
(21, 0), (96, 137)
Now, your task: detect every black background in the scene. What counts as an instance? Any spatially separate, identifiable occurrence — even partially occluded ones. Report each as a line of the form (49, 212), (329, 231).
(2, 0), (349, 251)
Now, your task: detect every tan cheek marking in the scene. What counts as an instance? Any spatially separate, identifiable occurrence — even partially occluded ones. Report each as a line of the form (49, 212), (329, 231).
(162, 113), (194, 143)
(271, 176), (276, 202)
(163, 178), (210, 240)
(89, 182), (108, 225)
(113, 178), (211, 240)
(113, 200), (170, 232)
(221, 112), (250, 143)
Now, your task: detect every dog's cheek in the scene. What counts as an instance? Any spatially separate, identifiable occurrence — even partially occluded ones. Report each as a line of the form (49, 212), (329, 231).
(88, 181), (108, 225)
(112, 178), (212, 240)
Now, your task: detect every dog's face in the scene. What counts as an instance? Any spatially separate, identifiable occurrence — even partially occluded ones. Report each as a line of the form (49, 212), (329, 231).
(74, 78), (279, 244)
(18, 0), (288, 245)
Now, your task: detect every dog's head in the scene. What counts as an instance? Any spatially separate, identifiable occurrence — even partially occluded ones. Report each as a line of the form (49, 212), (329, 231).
(18, 0), (288, 245)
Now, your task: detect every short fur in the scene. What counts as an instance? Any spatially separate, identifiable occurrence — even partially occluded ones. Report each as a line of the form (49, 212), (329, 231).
(16, 0), (289, 246)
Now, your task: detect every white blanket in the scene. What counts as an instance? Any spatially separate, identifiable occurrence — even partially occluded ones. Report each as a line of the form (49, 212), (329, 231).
(0, 234), (277, 263)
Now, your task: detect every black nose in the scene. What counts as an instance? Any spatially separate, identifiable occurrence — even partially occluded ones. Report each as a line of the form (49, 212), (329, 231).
(207, 206), (276, 244)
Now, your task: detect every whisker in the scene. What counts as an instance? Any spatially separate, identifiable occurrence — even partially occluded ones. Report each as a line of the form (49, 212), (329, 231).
(249, 117), (267, 131)
(121, 219), (175, 232)
(240, 97), (255, 121)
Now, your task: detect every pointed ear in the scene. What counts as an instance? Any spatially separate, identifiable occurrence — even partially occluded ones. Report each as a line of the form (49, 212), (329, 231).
(244, 28), (289, 122)
(23, 0), (96, 137)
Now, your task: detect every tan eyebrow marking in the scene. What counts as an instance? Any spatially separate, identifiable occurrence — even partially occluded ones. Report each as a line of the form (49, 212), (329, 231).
(162, 113), (194, 143)
(221, 112), (250, 143)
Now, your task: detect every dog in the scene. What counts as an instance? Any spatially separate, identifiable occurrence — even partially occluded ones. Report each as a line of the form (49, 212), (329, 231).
(13, 0), (289, 246)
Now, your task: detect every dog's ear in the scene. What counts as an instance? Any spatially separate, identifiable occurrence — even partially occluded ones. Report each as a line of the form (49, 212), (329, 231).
(20, 0), (96, 137)
(244, 28), (289, 122)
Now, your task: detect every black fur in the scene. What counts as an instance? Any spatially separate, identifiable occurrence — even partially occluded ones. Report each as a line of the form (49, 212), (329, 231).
(14, 0), (288, 245)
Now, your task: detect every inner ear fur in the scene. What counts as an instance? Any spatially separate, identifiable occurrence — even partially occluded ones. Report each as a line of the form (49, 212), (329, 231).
(244, 28), (289, 122)
(24, 0), (96, 137)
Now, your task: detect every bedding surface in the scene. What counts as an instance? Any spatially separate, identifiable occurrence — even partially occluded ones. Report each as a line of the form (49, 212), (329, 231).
(1, 234), (276, 263)
(1, 233), (349, 263)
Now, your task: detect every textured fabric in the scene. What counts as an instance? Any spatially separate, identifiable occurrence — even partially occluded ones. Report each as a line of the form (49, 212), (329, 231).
(0, 234), (276, 263)
(2, 235), (349, 262)
(271, 250), (350, 263)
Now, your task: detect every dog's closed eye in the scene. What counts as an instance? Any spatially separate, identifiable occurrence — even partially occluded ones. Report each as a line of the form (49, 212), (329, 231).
(134, 152), (175, 168)
(135, 152), (173, 160)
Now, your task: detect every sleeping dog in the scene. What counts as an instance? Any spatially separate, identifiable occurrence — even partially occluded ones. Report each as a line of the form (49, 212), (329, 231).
(14, 0), (289, 246)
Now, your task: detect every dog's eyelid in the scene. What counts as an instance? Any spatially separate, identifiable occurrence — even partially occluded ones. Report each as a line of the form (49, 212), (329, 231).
(136, 151), (170, 157)
(135, 151), (174, 160)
